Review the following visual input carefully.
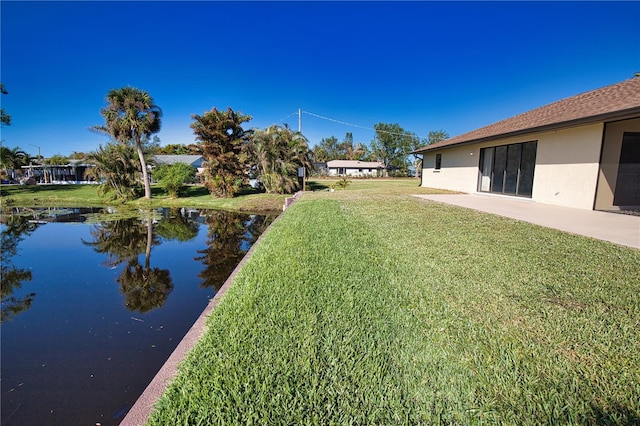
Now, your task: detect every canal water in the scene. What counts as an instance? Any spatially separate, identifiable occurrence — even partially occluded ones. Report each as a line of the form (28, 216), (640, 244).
(1, 207), (276, 425)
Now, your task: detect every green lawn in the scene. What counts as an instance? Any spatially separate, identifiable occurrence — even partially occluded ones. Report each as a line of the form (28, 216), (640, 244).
(147, 183), (640, 424)
(0, 183), (286, 213)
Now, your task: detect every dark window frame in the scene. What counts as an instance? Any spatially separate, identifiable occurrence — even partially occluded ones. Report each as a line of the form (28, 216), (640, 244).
(435, 153), (442, 171)
(478, 141), (537, 198)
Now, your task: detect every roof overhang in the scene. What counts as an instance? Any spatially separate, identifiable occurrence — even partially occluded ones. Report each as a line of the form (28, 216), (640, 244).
(413, 106), (640, 154)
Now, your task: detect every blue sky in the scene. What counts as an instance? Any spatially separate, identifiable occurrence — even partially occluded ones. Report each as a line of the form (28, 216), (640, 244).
(2, 1), (639, 157)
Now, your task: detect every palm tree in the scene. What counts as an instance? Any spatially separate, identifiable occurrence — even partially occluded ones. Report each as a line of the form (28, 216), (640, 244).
(190, 107), (252, 198)
(0, 146), (30, 181)
(93, 87), (162, 199)
(248, 124), (312, 194)
(86, 143), (142, 201)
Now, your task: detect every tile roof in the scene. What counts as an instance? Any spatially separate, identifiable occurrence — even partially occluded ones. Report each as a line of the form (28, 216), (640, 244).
(326, 160), (385, 168)
(415, 77), (640, 153)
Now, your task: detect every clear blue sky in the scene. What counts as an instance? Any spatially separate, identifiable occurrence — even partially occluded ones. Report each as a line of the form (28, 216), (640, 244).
(2, 1), (639, 157)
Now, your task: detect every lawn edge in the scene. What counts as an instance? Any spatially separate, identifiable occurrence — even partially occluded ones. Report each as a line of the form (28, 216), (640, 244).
(120, 196), (294, 426)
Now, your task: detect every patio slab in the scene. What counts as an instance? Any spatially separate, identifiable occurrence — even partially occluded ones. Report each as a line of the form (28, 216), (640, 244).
(412, 193), (640, 249)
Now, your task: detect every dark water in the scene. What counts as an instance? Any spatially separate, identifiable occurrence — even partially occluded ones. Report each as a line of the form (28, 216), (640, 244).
(1, 207), (275, 425)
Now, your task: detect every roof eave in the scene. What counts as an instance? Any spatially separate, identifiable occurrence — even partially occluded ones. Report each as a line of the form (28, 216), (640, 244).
(413, 107), (640, 154)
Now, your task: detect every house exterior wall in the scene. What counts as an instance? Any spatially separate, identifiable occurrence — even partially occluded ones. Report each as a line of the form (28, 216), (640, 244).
(420, 123), (605, 210)
(328, 167), (380, 177)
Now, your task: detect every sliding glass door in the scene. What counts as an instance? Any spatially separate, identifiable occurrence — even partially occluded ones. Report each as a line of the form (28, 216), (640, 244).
(478, 141), (537, 197)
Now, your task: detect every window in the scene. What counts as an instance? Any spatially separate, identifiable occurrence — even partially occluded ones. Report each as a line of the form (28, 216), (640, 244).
(478, 141), (537, 197)
(337, 168), (345, 175)
(435, 154), (442, 170)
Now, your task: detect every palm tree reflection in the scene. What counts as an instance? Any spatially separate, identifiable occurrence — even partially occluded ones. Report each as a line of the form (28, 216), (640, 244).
(1, 214), (42, 322)
(196, 211), (274, 291)
(84, 211), (173, 313)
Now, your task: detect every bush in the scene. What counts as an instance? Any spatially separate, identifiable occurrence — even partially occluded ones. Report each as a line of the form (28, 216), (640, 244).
(152, 163), (196, 198)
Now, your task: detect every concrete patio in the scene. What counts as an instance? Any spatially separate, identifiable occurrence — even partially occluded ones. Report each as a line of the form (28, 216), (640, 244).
(413, 193), (640, 249)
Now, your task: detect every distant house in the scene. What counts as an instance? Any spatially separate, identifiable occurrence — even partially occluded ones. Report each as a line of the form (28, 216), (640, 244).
(413, 78), (640, 211)
(153, 155), (205, 170)
(326, 160), (384, 177)
(21, 160), (96, 184)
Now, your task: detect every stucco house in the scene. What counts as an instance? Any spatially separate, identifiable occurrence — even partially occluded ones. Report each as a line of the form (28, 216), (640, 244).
(414, 77), (640, 211)
(327, 160), (384, 177)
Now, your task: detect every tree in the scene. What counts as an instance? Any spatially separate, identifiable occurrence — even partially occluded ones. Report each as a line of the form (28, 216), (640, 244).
(156, 143), (202, 155)
(248, 124), (312, 194)
(1, 83), (11, 127)
(370, 123), (417, 175)
(86, 143), (142, 201)
(191, 107), (252, 198)
(425, 130), (449, 145)
(1, 146), (30, 180)
(152, 162), (196, 198)
(93, 87), (162, 199)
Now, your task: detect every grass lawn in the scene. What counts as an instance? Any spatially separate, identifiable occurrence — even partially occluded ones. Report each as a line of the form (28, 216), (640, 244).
(0, 183), (287, 213)
(147, 182), (640, 424)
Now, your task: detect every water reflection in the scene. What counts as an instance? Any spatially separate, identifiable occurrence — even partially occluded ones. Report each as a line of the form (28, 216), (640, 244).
(0, 206), (276, 425)
(197, 211), (273, 290)
(0, 215), (42, 322)
(82, 210), (197, 313)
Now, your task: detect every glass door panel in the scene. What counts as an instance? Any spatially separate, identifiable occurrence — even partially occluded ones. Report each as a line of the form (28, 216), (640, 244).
(479, 147), (493, 192)
(504, 144), (522, 194)
(491, 146), (507, 193)
(518, 141), (537, 197)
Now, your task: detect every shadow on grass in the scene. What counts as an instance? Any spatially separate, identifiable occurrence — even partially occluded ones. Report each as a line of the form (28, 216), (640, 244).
(1, 184), (86, 196)
(306, 181), (329, 191)
(591, 402), (640, 425)
(151, 185), (265, 199)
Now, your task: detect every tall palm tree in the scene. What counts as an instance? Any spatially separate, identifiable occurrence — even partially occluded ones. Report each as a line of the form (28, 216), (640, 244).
(93, 87), (162, 199)
(248, 124), (312, 194)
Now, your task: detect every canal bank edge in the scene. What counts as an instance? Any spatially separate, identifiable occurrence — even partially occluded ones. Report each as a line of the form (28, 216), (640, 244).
(121, 192), (303, 425)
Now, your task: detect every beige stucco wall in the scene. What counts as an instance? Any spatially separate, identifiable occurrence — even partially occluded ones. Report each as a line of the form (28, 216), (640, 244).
(420, 123), (605, 210)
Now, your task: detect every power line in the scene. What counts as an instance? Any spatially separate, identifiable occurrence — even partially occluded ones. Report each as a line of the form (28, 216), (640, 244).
(300, 110), (426, 140)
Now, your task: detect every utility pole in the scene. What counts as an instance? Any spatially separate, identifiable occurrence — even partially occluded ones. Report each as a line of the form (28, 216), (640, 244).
(298, 108), (301, 133)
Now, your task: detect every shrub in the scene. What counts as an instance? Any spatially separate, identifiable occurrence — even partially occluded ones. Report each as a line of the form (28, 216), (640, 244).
(152, 163), (196, 198)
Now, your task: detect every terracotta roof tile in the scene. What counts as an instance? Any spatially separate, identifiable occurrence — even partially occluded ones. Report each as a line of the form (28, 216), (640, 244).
(415, 78), (640, 153)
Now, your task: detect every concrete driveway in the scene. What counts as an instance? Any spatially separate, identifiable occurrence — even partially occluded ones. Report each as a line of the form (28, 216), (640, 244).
(413, 194), (640, 250)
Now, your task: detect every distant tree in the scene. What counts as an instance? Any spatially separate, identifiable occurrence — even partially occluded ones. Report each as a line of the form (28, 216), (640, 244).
(318, 136), (340, 159)
(191, 107), (252, 198)
(93, 87), (162, 199)
(152, 162), (196, 198)
(1, 83), (11, 127)
(425, 130), (449, 145)
(248, 124), (312, 194)
(311, 145), (329, 163)
(156, 143), (203, 155)
(46, 154), (69, 165)
(69, 151), (88, 160)
(370, 123), (417, 175)
(86, 143), (142, 201)
(141, 135), (162, 154)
